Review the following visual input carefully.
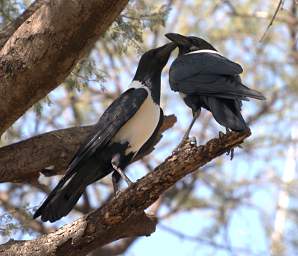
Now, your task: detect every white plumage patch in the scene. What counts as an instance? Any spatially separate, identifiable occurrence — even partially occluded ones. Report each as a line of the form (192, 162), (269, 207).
(179, 92), (187, 99)
(112, 81), (160, 154)
(187, 49), (219, 55)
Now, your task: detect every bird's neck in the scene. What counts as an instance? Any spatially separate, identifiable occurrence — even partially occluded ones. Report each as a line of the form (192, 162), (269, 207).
(132, 73), (161, 105)
(143, 74), (161, 105)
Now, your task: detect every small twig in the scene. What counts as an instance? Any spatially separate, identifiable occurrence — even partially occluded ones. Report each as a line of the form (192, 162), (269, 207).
(259, 0), (284, 42)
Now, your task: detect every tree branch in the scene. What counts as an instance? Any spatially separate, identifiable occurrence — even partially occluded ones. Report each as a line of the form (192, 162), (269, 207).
(0, 0), (129, 135)
(0, 115), (176, 183)
(0, 126), (93, 183)
(0, 129), (251, 256)
(0, 212), (156, 256)
(0, 0), (46, 49)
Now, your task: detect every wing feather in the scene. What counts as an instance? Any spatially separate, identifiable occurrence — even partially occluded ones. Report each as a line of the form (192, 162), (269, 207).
(169, 52), (265, 100)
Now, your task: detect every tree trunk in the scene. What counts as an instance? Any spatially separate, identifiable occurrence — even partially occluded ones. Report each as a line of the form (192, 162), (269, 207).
(0, 0), (129, 135)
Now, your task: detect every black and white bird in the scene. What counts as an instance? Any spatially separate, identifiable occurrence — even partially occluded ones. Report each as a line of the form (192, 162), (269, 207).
(33, 42), (176, 222)
(165, 33), (265, 145)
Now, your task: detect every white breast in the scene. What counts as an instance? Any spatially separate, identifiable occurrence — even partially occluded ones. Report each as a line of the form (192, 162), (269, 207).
(112, 81), (160, 155)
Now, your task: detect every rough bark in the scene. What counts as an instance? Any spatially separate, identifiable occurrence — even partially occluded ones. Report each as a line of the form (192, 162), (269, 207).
(0, 0), (129, 135)
(0, 129), (251, 256)
(0, 115), (176, 183)
(0, 0), (46, 48)
(0, 212), (156, 256)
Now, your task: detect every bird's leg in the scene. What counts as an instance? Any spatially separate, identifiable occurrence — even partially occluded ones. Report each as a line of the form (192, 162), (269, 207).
(174, 110), (201, 151)
(111, 154), (133, 186)
(183, 110), (201, 141)
(112, 171), (121, 196)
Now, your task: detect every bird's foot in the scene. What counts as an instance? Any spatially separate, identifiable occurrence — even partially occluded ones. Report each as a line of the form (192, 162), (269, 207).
(227, 143), (244, 160)
(124, 177), (133, 186)
(226, 148), (234, 160)
(218, 129), (235, 160)
(114, 189), (121, 197)
(218, 131), (225, 140)
(111, 160), (133, 187)
(172, 136), (197, 154)
(190, 136), (197, 145)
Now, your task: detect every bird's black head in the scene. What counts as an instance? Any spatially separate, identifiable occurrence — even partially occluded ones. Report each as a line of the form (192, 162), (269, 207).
(133, 42), (176, 104)
(165, 33), (217, 55)
(133, 42), (176, 83)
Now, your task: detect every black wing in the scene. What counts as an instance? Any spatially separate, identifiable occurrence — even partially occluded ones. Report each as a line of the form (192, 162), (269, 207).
(202, 96), (247, 131)
(55, 87), (148, 188)
(169, 52), (265, 100)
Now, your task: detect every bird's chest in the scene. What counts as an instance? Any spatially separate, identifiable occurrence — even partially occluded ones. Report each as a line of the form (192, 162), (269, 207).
(112, 95), (160, 154)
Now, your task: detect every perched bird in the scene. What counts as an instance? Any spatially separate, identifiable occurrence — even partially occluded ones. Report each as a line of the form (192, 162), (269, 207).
(165, 33), (265, 146)
(33, 42), (176, 222)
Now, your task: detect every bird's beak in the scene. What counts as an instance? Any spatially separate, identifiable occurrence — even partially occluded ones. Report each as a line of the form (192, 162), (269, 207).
(156, 42), (177, 60)
(165, 33), (191, 47)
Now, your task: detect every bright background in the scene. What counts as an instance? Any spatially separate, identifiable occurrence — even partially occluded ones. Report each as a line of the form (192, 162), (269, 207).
(1, 0), (298, 255)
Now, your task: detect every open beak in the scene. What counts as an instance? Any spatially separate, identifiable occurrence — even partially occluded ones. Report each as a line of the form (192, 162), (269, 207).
(165, 33), (191, 47)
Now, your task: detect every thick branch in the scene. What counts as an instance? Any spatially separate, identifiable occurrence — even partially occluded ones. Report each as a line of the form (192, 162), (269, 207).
(0, 212), (156, 256)
(0, 0), (129, 135)
(0, 126), (93, 183)
(0, 115), (176, 183)
(0, 0), (46, 48)
(0, 129), (251, 256)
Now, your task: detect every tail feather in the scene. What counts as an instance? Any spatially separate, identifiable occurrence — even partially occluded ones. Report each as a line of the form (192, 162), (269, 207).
(33, 172), (87, 222)
(238, 83), (266, 101)
(206, 97), (247, 131)
(34, 158), (110, 222)
(233, 75), (266, 101)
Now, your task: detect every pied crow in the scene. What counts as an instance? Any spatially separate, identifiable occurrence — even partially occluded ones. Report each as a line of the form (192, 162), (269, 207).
(33, 42), (176, 222)
(165, 33), (265, 146)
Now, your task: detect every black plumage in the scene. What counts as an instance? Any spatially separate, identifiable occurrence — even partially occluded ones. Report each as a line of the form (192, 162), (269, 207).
(33, 42), (176, 222)
(165, 33), (265, 139)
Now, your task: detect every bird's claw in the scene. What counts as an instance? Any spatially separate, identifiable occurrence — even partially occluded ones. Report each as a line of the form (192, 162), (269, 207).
(218, 131), (225, 139)
(114, 189), (121, 197)
(173, 136), (197, 154)
(226, 148), (234, 160)
(190, 136), (197, 145)
(126, 179), (134, 186)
